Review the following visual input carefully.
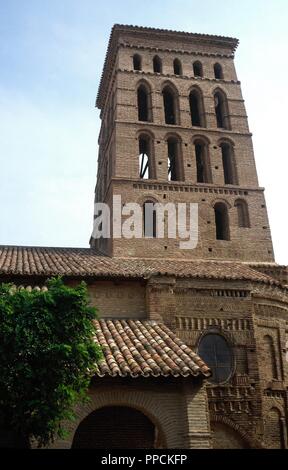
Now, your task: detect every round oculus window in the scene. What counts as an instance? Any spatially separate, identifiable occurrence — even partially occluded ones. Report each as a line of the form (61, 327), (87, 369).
(198, 333), (233, 384)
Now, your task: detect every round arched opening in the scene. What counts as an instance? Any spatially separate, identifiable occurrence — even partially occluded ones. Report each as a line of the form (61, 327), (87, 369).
(198, 332), (233, 384)
(72, 406), (164, 449)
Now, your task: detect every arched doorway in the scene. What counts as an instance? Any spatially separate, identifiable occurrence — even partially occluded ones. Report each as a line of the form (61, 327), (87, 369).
(72, 406), (162, 449)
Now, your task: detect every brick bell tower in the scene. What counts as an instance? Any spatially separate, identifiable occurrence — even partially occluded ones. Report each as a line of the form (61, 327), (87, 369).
(90, 24), (274, 262)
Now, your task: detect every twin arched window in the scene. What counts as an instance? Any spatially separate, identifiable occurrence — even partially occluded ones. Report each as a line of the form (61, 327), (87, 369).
(214, 199), (250, 240)
(138, 133), (182, 181)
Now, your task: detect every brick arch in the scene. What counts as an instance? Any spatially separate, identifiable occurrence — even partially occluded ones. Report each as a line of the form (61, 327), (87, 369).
(49, 389), (173, 448)
(135, 77), (154, 92)
(217, 136), (235, 147)
(212, 86), (229, 99)
(72, 405), (161, 449)
(266, 405), (284, 417)
(188, 83), (204, 95)
(136, 194), (160, 205)
(161, 79), (179, 95)
(210, 414), (261, 448)
(164, 131), (182, 142)
(196, 327), (235, 350)
(191, 134), (211, 145)
(210, 198), (232, 209)
(136, 128), (155, 140)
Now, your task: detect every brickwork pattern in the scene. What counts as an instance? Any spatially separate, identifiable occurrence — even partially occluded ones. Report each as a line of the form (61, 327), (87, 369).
(92, 25), (274, 262)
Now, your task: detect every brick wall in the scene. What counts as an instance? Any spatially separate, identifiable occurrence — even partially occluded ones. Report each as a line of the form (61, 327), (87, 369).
(81, 273), (288, 448)
(91, 27), (274, 263)
(47, 377), (211, 449)
(88, 280), (146, 318)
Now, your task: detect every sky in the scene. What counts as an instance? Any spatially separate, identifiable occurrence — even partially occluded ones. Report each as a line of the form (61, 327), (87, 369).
(0, 0), (287, 264)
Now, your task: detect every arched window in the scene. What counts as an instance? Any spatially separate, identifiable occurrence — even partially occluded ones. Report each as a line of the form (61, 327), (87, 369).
(220, 142), (237, 184)
(167, 137), (182, 181)
(173, 58), (182, 75)
(198, 333), (233, 384)
(143, 200), (157, 238)
(214, 90), (230, 129)
(214, 202), (230, 240)
(263, 335), (278, 380)
(137, 84), (152, 122)
(235, 199), (250, 228)
(163, 86), (178, 125)
(133, 54), (142, 71)
(214, 63), (223, 79)
(194, 139), (211, 183)
(193, 61), (203, 77)
(139, 135), (154, 179)
(153, 55), (162, 73)
(189, 88), (205, 127)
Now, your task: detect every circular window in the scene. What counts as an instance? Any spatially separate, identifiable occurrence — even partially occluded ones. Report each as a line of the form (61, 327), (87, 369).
(198, 333), (233, 384)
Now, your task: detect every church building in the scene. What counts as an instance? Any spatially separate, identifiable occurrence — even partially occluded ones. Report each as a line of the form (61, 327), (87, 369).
(1, 24), (288, 449)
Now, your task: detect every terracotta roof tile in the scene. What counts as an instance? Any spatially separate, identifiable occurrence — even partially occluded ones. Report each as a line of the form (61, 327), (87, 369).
(94, 319), (210, 378)
(0, 246), (284, 287)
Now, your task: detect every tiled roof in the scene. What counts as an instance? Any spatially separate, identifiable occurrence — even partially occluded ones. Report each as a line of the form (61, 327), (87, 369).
(0, 245), (283, 286)
(94, 319), (210, 378)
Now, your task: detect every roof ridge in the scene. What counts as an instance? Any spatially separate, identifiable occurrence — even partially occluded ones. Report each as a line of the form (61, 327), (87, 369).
(0, 245), (286, 289)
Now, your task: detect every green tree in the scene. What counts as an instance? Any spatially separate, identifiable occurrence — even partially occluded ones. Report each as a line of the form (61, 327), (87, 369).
(0, 277), (102, 448)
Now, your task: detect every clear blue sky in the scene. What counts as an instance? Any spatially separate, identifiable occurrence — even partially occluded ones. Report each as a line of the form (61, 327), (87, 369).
(0, 0), (287, 263)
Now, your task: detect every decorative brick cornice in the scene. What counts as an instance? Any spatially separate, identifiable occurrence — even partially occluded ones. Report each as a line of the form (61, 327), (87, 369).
(117, 67), (241, 86)
(119, 41), (236, 59)
(96, 24), (239, 110)
(127, 178), (263, 195)
(115, 119), (252, 137)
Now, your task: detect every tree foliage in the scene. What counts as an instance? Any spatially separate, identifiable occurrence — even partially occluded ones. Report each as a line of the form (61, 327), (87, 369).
(0, 277), (102, 447)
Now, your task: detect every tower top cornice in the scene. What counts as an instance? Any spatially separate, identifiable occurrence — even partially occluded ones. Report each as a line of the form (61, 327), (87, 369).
(96, 24), (239, 110)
